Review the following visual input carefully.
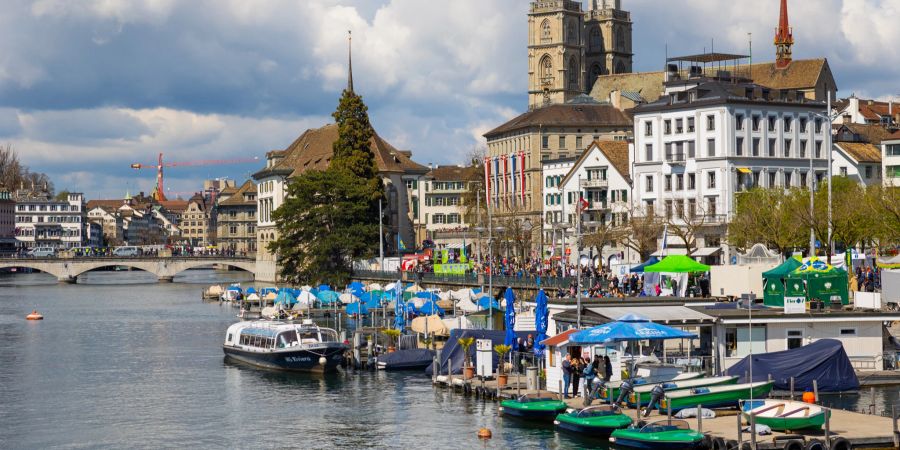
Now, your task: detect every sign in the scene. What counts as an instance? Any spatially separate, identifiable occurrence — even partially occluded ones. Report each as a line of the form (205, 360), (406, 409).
(433, 263), (470, 275)
(784, 296), (806, 314)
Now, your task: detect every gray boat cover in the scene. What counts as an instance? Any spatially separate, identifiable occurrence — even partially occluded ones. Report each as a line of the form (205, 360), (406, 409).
(425, 329), (529, 376)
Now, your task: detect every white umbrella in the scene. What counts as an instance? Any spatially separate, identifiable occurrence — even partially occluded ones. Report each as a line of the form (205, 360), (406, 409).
(339, 293), (359, 304)
(442, 316), (476, 331)
(455, 296), (479, 313)
(405, 284), (424, 293)
(384, 282), (399, 291)
(246, 293), (260, 301)
(300, 285), (313, 291)
(296, 290), (317, 306)
(367, 282), (383, 291)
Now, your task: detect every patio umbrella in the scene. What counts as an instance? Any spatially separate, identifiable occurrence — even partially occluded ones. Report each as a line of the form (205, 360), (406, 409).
(504, 287), (518, 351)
(317, 284), (331, 292)
(367, 282), (383, 291)
(405, 284), (424, 293)
(339, 292), (359, 304)
(569, 313), (698, 345)
(317, 290), (339, 305)
(393, 279), (405, 330)
(533, 289), (549, 358)
(345, 302), (368, 316)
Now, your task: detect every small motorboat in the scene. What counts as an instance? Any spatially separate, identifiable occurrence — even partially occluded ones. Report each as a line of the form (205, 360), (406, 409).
(554, 405), (632, 436)
(660, 381), (775, 412)
(499, 394), (568, 421)
(627, 376), (739, 407)
(609, 419), (705, 449)
(376, 349), (435, 371)
(26, 310), (44, 320)
(741, 399), (831, 431)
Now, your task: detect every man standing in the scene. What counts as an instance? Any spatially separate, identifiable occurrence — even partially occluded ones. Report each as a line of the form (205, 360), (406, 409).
(562, 354), (572, 399)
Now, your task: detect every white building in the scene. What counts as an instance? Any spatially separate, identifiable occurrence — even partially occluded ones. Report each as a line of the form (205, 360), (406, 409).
(631, 54), (830, 262)
(883, 135), (900, 187)
(412, 165), (474, 249)
(14, 191), (86, 249)
(541, 156), (576, 259)
(832, 141), (882, 186)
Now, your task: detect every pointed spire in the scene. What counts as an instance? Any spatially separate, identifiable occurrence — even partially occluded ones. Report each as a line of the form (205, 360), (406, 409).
(774, 0), (794, 69)
(347, 30), (354, 92)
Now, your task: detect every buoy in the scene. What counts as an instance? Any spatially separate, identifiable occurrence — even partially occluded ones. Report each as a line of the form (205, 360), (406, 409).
(802, 391), (816, 403)
(477, 428), (492, 439)
(319, 357), (327, 365)
(26, 310), (43, 320)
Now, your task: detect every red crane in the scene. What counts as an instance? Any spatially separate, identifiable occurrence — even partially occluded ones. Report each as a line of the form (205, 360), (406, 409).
(131, 152), (259, 201)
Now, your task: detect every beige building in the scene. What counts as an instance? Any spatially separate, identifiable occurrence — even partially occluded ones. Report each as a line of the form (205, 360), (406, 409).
(412, 165), (477, 248)
(528, 0), (633, 109)
(181, 194), (212, 247)
(216, 180), (257, 255)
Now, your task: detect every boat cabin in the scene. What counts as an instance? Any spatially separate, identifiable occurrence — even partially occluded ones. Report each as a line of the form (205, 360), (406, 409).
(224, 321), (340, 351)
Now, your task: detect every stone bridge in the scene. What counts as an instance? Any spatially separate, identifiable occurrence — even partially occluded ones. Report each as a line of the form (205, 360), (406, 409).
(0, 256), (257, 283)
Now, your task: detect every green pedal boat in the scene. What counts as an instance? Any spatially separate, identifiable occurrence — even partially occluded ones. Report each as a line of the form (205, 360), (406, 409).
(554, 405), (632, 436)
(659, 381), (774, 412)
(609, 419), (706, 449)
(602, 373), (703, 403)
(741, 399), (830, 431)
(626, 376), (739, 407)
(499, 394), (568, 421)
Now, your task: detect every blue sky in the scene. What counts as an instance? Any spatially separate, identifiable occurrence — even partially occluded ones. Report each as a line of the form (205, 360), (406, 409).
(1, 0), (897, 198)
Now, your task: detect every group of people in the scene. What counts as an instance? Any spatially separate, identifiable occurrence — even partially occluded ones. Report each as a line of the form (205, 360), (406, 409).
(560, 353), (613, 399)
(854, 265), (881, 292)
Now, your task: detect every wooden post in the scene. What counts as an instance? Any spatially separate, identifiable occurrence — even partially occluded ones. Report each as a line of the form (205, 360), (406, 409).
(697, 404), (703, 434)
(447, 357), (452, 388)
(667, 401), (672, 425)
(825, 407), (832, 446)
(517, 371), (521, 396)
(813, 379), (819, 403)
(737, 409), (743, 446)
(892, 405), (898, 448)
(871, 386), (876, 415)
(790, 376), (795, 400)
(749, 413), (757, 449)
(558, 379), (563, 401)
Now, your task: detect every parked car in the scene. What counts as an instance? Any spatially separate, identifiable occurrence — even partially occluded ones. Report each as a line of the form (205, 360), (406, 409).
(27, 247), (57, 258)
(112, 246), (141, 257)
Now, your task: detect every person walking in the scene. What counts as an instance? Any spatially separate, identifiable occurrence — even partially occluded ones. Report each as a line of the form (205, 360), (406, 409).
(562, 354), (572, 399)
(582, 357), (598, 401)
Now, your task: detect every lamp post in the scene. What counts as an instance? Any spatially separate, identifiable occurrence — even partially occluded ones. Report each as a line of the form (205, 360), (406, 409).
(475, 213), (504, 330)
(811, 92), (838, 261)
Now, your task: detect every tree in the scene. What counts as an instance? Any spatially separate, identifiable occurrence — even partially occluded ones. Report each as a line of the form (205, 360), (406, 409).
(665, 203), (714, 257)
(616, 203), (664, 261)
(827, 176), (876, 258)
(864, 184), (900, 247)
(459, 146), (487, 227)
(583, 220), (617, 269)
(0, 144), (53, 193)
(269, 87), (383, 285)
(54, 190), (71, 201)
(728, 188), (804, 254)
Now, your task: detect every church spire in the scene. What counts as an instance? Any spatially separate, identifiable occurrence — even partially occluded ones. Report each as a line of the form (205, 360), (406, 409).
(347, 30), (354, 92)
(774, 0), (794, 69)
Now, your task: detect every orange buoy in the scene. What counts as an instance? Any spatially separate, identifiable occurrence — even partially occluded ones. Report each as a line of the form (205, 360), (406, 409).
(477, 428), (492, 439)
(802, 391), (816, 403)
(26, 310), (44, 320)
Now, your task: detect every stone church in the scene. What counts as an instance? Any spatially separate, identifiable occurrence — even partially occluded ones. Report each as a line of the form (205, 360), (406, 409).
(528, 0), (633, 110)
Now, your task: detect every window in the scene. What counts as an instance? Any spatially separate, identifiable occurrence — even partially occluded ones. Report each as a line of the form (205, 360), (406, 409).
(542, 135), (549, 149)
(707, 138), (716, 157)
(887, 165), (900, 178)
(687, 198), (696, 218)
(784, 139), (792, 158)
(664, 200), (673, 219)
(676, 118), (684, 134)
(707, 171), (716, 189)
(675, 174), (684, 191)
(664, 175), (672, 192)
(865, 166), (873, 179)
(887, 144), (900, 156)
(706, 115), (715, 131)
(800, 140), (807, 158)
(815, 141), (823, 158)
(687, 117), (695, 132)
(664, 120), (672, 135)
(432, 214), (446, 224)
(687, 173), (696, 190)
(814, 118), (823, 133)
(644, 121), (653, 136)
(752, 138), (761, 156)
(799, 117), (808, 133)
(664, 142), (672, 160)
(752, 115), (761, 131)
(784, 117), (792, 132)
(645, 176), (654, 193)
(675, 200), (684, 218)
(785, 171), (794, 186)
(541, 19), (551, 41)
(645, 144), (653, 162)
(767, 116), (776, 132)
(687, 140), (696, 158)
(736, 137), (744, 156)
(575, 136), (583, 149)
(447, 213), (460, 224)
(768, 138), (776, 157)
(768, 171), (777, 187)
(736, 114), (745, 130)
(840, 167), (847, 176)
(840, 328), (857, 336)
(800, 171), (808, 187)
(726, 325), (766, 357)
(787, 330), (804, 350)
(559, 136), (566, 149)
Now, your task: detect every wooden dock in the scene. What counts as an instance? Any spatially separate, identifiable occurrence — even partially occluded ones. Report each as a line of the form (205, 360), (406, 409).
(433, 374), (900, 449)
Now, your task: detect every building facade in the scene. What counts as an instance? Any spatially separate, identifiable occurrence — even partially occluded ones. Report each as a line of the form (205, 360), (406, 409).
(528, 0), (633, 108)
(181, 194), (213, 247)
(632, 58), (829, 261)
(216, 180), (257, 255)
(883, 135), (900, 187)
(0, 187), (15, 254)
(411, 165), (475, 249)
(541, 156), (577, 259)
(14, 190), (86, 249)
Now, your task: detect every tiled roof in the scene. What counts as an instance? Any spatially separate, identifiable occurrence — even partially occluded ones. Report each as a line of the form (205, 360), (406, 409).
(86, 199), (124, 210)
(264, 123), (428, 178)
(590, 71), (666, 103)
(839, 123), (896, 144)
(426, 165), (477, 182)
(217, 180), (257, 207)
(835, 142), (882, 164)
(158, 200), (189, 212)
(484, 103), (632, 138)
(560, 140), (632, 187)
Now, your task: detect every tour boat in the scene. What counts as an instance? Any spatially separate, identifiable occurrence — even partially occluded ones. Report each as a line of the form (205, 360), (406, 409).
(609, 419), (705, 449)
(554, 405), (632, 436)
(222, 319), (348, 373)
(659, 381), (775, 412)
(498, 394), (568, 421)
(627, 376), (739, 407)
(741, 399), (830, 431)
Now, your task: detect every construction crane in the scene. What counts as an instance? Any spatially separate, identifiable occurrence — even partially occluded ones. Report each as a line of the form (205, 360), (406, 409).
(130, 152), (259, 202)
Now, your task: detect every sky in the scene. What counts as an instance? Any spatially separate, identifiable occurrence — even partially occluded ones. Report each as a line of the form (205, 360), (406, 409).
(1, 0), (898, 199)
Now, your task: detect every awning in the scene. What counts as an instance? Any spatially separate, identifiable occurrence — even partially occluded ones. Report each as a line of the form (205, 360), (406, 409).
(651, 248), (688, 257)
(443, 243), (464, 250)
(737, 167), (752, 174)
(587, 306), (716, 324)
(693, 247), (722, 257)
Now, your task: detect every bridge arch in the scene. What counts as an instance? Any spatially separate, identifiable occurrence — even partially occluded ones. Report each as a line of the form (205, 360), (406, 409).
(0, 258), (257, 283)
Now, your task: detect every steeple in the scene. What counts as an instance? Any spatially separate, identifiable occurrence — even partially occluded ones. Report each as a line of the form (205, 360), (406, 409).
(347, 30), (354, 92)
(774, 0), (794, 69)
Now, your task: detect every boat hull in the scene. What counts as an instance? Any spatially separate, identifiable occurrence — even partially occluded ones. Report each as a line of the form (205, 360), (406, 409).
(628, 377), (739, 407)
(554, 413), (632, 436)
(660, 382), (774, 412)
(499, 400), (567, 421)
(223, 344), (347, 373)
(741, 400), (830, 431)
(609, 432), (705, 450)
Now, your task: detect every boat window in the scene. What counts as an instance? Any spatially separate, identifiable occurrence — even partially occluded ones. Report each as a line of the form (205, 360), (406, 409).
(227, 333), (233, 343)
(277, 332), (295, 348)
(641, 419), (690, 432)
(298, 331), (318, 344)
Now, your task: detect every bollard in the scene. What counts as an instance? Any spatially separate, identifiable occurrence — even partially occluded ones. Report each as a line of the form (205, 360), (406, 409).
(825, 407), (832, 446)
(813, 379), (819, 403)
(697, 403), (703, 433)
(749, 413), (757, 450)
(558, 379), (563, 401)
(871, 387), (876, 415)
(737, 409), (743, 446)
(892, 405), (898, 448)
(790, 377), (795, 400)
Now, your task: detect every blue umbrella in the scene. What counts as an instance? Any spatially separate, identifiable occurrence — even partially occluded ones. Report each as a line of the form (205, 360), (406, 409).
(246, 287), (257, 294)
(569, 314), (698, 345)
(393, 279), (405, 330)
(533, 289), (549, 358)
(418, 301), (445, 317)
(504, 287), (517, 351)
(476, 295), (500, 311)
(348, 281), (365, 297)
(317, 284), (331, 292)
(415, 291), (439, 300)
(318, 290), (339, 305)
(274, 290), (297, 306)
(345, 302), (368, 316)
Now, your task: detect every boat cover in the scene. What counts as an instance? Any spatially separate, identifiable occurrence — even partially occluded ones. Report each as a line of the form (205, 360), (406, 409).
(378, 349), (435, 370)
(425, 329), (530, 376)
(726, 339), (858, 392)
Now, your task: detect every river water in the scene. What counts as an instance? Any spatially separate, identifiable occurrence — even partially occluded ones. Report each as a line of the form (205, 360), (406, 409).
(1, 270), (897, 449)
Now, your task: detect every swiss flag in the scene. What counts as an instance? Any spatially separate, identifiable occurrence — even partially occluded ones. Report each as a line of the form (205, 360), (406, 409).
(577, 197), (589, 213)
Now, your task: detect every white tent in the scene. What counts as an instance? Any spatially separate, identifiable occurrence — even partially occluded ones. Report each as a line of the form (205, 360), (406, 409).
(296, 291), (317, 307)
(339, 293), (359, 304)
(455, 296), (480, 313)
(451, 288), (476, 300)
(246, 293), (260, 301)
(442, 315), (476, 331)
(411, 315), (449, 336)
(367, 282), (383, 291)
(405, 284), (424, 293)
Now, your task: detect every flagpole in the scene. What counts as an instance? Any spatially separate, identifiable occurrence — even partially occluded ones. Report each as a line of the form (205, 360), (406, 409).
(576, 173), (582, 329)
(379, 199), (384, 270)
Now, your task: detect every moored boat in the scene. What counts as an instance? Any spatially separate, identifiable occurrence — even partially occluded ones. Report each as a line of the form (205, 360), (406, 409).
(627, 376), (739, 407)
(376, 349), (435, 371)
(659, 381), (775, 412)
(26, 310), (44, 320)
(602, 372), (703, 404)
(741, 399), (830, 431)
(609, 419), (705, 449)
(222, 319), (347, 373)
(499, 394), (568, 421)
(554, 405), (632, 436)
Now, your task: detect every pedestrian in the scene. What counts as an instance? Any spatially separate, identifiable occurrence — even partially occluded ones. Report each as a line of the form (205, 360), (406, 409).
(582, 357), (598, 399)
(562, 354), (572, 399)
(571, 355), (583, 397)
(604, 355), (613, 382)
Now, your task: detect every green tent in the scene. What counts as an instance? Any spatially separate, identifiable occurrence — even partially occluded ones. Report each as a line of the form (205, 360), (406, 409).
(643, 255), (711, 273)
(784, 258), (850, 306)
(761, 258), (803, 307)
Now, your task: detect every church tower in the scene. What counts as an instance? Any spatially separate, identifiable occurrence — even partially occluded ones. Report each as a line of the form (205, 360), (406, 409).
(527, 1), (586, 109)
(585, 0), (633, 83)
(774, 0), (794, 69)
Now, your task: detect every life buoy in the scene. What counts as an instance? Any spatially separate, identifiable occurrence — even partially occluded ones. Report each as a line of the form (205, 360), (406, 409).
(829, 437), (851, 450)
(26, 310), (43, 320)
(804, 439), (827, 450)
(783, 440), (805, 450)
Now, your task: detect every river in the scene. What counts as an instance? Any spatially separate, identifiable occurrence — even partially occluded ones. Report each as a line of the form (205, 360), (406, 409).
(1, 270), (896, 449)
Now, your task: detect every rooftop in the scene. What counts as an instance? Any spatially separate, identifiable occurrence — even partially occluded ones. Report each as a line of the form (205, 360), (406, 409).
(835, 142), (882, 164)
(217, 180), (257, 207)
(484, 102), (632, 138)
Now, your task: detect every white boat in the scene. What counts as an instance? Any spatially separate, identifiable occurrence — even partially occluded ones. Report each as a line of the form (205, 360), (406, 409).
(223, 319), (348, 373)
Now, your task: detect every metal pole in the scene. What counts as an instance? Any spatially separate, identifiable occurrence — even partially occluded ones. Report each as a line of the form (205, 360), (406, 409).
(813, 379), (819, 403)
(827, 91), (833, 262)
(576, 174), (582, 329)
(379, 199), (384, 270)
(809, 132), (815, 256)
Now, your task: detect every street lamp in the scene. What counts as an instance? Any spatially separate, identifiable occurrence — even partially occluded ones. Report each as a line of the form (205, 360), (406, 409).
(474, 217), (505, 330)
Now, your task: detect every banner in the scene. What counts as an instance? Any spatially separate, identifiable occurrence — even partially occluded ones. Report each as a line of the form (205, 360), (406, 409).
(519, 151), (526, 203)
(510, 153), (517, 206)
(484, 156), (491, 207)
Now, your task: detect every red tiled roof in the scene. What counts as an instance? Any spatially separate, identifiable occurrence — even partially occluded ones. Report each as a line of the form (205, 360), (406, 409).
(540, 328), (578, 346)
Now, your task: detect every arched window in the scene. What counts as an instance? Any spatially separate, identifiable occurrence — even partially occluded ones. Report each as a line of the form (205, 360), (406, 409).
(568, 57), (579, 90)
(590, 28), (602, 52)
(566, 20), (577, 44)
(589, 64), (603, 90)
(539, 55), (553, 82)
(541, 19), (551, 41)
(615, 28), (625, 51)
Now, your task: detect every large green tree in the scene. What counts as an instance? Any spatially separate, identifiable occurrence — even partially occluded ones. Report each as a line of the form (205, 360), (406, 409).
(269, 88), (383, 285)
(728, 188), (805, 254)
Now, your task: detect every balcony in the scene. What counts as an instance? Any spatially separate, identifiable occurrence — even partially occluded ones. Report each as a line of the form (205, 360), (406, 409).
(587, 201), (609, 211)
(665, 152), (687, 165)
(580, 179), (608, 189)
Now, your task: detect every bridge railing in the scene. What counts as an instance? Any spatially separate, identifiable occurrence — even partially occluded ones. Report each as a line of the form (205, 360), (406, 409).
(352, 269), (580, 291)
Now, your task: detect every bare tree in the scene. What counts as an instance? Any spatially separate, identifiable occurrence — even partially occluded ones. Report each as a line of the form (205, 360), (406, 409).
(583, 220), (617, 269)
(0, 144), (54, 194)
(615, 203), (664, 261)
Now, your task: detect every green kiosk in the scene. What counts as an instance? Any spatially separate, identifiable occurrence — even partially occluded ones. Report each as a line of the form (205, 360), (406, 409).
(784, 257), (850, 306)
